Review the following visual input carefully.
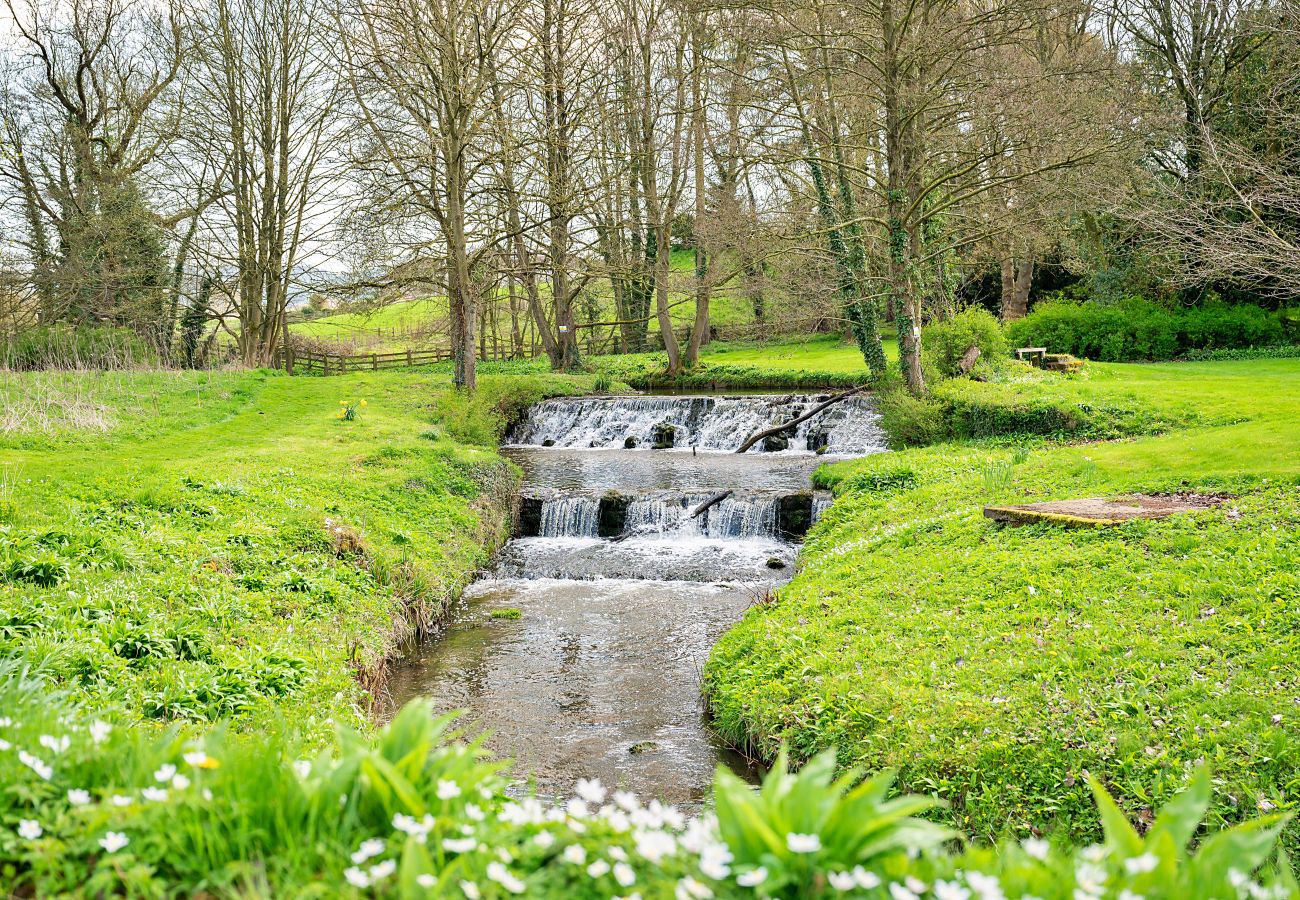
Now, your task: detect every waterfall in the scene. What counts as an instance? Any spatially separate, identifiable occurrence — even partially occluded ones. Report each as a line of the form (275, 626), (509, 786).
(537, 496), (600, 537)
(509, 394), (885, 454)
(625, 497), (699, 535)
(812, 494), (834, 524)
(704, 496), (778, 538)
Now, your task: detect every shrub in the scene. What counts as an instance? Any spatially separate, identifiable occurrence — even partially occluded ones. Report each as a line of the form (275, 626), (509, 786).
(1007, 299), (1286, 361)
(1, 324), (158, 371)
(922, 308), (1010, 376)
(876, 389), (951, 448)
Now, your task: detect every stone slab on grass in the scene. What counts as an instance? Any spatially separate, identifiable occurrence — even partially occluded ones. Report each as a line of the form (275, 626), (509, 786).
(984, 494), (1222, 527)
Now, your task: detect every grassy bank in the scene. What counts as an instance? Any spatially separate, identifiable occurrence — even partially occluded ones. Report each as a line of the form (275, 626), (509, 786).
(705, 358), (1300, 851)
(0, 367), (592, 740)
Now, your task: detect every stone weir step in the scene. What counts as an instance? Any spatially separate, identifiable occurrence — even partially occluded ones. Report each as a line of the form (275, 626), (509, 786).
(517, 489), (828, 541)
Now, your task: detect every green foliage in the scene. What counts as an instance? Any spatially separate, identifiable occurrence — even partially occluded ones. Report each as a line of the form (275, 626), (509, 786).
(708, 358), (1300, 855)
(0, 368), (586, 739)
(0, 660), (1295, 897)
(922, 308), (1009, 376)
(1007, 299), (1286, 362)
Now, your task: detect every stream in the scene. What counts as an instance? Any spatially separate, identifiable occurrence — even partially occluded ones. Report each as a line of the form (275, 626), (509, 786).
(388, 393), (887, 804)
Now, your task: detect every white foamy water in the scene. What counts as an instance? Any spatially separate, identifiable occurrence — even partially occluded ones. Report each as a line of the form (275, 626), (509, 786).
(509, 394), (885, 454)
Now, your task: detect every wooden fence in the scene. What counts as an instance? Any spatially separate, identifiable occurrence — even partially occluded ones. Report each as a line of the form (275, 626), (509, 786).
(275, 345), (527, 375)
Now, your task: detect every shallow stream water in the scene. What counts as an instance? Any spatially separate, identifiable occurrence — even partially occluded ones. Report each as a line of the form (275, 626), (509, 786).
(387, 393), (886, 803)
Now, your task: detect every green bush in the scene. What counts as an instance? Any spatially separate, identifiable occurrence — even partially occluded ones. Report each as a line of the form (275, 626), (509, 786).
(922, 308), (1009, 376)
(876, 389), (951, 448)
(1007, 299), (1286, 361)
(2, 324), (158, 371)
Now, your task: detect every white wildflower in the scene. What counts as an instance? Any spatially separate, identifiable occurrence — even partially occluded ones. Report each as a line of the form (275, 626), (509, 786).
(293, 760), (311, 779)
(889, 883), (920, 900)
(567, 798), (590, 819)
(587, 859), (611, 878)
(0, 739), (9, 751)
(142, 787), (169, 803)
(1022, 837), (1050, 860)
(67, 789), (92, 806)
(486, 861), (526, 894)
(0, 717), (11, 727)
(854, 867), (883, 890)
(613, 862), (637, 887)
(99, 831), (129, 853)
(906, 876), (929, 895)
(698, 844), (732, 880)
(459, 880), (480, 899)
(442, 837), (477, 854)
(609, 846), (627, 861)
(110, 794), (134, 807)
(369, 860), (396, 881)
(436, 779), (462, 800)
(633, 828), (677, 863)
(153, 764), (177, 783)
(532, 831), (556, 849)
(183, 751), (210, 767)
(828, 871), (857, 891)
(1082, 844), (1108, 863)
(18, 751), (52, 780)
(563, 844), (587, 865)
(343, 866), (370, 888)
(737, 867), (768, 887)
(352, 838), (386, 864)
(1124, 853), (1158, 874)
(614, 790), (640, 812)
(416, 873), (436, 889)
(675, 877), (713, 900)
(965, 871), (1006, 900)
(89, 721), (111, 744)
(17, 819), (42, 840)
(39, 734), (70, 754)
(934, 879), (971, 900)
(172, 774), (190, 790)
(1118, 891), (1145, 900)
(575, 778), (606, 804)
(786, 832), (822, 854)
(465, 803), (485, 821)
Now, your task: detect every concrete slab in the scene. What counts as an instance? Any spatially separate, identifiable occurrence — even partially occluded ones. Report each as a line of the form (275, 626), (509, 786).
(984, 494), (1223, 527)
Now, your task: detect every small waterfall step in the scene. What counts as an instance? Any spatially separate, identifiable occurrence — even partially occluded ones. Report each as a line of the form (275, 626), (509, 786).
(510, 394), (885, 454)
(518, 490), (817, 541)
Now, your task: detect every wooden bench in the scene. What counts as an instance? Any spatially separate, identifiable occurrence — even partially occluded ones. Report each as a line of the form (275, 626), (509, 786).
(1014, 347), (1047, 364)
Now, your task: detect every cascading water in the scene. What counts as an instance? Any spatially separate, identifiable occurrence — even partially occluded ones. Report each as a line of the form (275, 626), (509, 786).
(389, 392), (884, 803)
(509, 394), (886, 454)
(536, 496), (600, 537)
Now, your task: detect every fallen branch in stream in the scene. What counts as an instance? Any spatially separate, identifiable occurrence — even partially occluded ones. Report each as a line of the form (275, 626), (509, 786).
(734, 387), (866, 454)
(690, 490), (733, 518)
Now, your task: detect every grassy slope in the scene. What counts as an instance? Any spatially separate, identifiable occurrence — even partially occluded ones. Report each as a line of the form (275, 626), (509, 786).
(290, 249), (762, 350)
(0, 368), (591, 741)
(705, 358), (1300, 849)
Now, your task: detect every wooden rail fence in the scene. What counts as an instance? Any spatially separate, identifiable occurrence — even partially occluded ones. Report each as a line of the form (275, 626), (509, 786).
(275, 345), (529, 375)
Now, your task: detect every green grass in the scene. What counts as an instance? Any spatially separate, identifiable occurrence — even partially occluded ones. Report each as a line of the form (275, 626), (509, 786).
(704, 357), (1300, 852)
(0, 367), (593, 740)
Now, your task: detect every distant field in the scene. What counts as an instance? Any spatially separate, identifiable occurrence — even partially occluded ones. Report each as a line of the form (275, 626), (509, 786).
(288, 249), (789, 353)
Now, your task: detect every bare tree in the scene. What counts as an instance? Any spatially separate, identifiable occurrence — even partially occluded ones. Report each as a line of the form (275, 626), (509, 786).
(341, 0), (522, 389)
(186, 0), (342, 367)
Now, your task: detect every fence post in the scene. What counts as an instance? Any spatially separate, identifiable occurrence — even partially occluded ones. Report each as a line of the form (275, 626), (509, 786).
(372, 353), (378, 371)
(406, 348), (413, 367)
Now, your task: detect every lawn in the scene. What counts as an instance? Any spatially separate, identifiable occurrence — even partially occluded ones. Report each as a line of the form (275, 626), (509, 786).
(705, 358), (1300, 852)
(0, 367), (592, 740)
